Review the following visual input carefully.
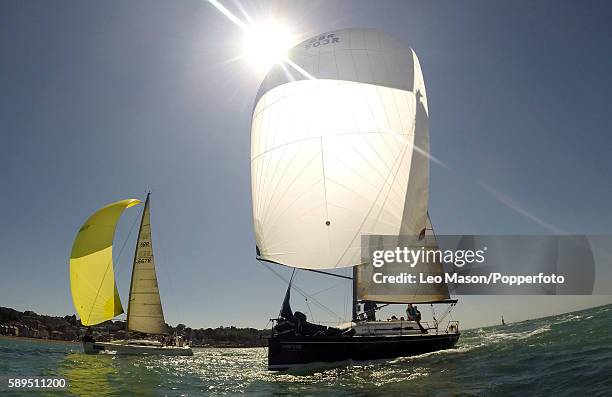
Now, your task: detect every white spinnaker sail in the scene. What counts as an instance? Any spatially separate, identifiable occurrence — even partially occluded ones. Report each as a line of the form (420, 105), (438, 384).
(127, 195), (167, 334)
(251, 29), (429, 270)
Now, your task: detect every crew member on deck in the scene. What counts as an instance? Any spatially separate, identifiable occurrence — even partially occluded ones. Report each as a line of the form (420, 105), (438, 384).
(407, 304), (428, 334)
(83, 327), (95, 343)
(363, 301), (377, 321)
(406, 304), (417, 320)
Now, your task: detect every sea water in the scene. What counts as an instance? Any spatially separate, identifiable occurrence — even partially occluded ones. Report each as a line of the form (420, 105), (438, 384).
(1, 304), (611, 396)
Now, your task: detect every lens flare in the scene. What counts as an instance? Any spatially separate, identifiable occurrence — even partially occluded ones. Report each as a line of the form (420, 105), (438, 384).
(242, 20), (295, 71)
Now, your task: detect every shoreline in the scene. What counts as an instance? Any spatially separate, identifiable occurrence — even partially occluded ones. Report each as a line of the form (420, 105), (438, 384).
(0, 334), (265, 349)
(0, 334), (80, 345)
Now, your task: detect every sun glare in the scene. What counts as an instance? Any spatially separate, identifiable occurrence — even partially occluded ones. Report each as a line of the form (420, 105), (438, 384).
(242, 20), (295, 71)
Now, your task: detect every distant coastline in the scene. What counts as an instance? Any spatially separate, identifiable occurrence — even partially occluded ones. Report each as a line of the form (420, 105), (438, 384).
(0, 306), (270, 348)
(0, 334), (79, 344)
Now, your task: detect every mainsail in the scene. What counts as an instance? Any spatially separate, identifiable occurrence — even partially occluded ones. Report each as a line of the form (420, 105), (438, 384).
(355, 214), (451, 303)
(70, 199), (141, 326)
(126, 193), (167, 334)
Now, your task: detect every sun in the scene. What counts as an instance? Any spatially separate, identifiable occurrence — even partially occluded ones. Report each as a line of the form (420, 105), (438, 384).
(242, 20), (295, 72)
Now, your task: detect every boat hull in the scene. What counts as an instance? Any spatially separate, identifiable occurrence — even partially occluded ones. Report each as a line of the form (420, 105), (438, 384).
(268, 332), (460, 371)
(83, 341), (193, 356)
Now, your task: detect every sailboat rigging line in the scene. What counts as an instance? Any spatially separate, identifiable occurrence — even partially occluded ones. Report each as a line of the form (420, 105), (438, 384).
(112, 205), (145, 277)
(310, 281), (346, 296)
(257, 260), (344, 322)
(304, 268), (353, 280)
(260, 261), (342, 321)
(85, 204), (144, 325)
(437, 303), (454, 323)
(261, 319), (272, 331)
(256, 256), (352, 280)
(304, 298), (314, 323)
(431, 303), (438, 327)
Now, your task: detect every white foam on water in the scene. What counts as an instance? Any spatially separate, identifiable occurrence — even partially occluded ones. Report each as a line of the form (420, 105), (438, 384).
(484, 325), (551, 343)
(557, 314), (583, 323)
(387, 343), (480, 364)
(460, 323), (553, 352)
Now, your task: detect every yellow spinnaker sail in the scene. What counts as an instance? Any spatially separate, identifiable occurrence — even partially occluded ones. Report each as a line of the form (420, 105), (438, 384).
(70, 199), (141, 326)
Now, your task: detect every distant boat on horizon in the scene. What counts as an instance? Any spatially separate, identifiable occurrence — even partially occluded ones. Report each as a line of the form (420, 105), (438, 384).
(69, 193), (192, 356)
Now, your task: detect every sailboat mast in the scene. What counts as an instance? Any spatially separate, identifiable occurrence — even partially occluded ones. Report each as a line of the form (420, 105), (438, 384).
(352, 266), (358, 321)
(126, 192), (150, 336)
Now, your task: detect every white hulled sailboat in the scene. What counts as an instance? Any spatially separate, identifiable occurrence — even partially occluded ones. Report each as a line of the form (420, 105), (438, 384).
(69, 193), (192, 356)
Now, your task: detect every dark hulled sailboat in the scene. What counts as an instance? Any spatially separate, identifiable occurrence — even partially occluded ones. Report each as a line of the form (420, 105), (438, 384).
(261, 216), (460, 370)
(250, 28), (460, 370)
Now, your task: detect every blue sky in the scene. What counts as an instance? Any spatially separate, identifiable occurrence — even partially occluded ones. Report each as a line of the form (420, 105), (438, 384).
(1, 0), (611, 330)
